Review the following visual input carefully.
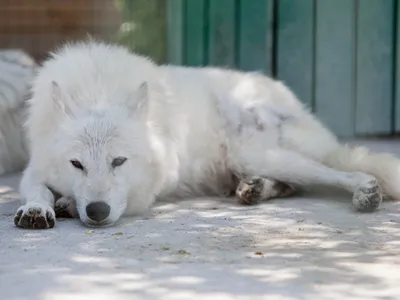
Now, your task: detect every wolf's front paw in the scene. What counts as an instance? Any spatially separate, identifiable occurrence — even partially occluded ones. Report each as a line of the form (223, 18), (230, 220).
(55, 197), (78, 218)
(14, 203), (55, 229)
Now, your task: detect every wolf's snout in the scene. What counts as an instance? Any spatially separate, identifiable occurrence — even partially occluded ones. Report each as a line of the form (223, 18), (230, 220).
(86, 202), (110, 222)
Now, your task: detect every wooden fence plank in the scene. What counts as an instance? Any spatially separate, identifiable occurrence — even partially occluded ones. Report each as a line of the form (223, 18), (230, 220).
(184, 0), (206, 66)
(355, 0), (395, 135)
(208, 0), (236, 67)
(276, 0), (314, 107)
(167, 0), (184, 65)
(395, 0), (400, 132)
(238, 0), (273, 74)
(314, 0), (356, 137)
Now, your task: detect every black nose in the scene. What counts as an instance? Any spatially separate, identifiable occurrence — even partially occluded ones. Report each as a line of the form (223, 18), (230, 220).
(86, 202), (110, 222)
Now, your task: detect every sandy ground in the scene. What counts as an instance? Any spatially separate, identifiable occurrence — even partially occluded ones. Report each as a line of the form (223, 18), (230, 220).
(0, 140), (399, 300)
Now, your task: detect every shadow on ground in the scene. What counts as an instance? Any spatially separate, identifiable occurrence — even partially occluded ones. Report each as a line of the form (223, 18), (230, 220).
(0, 168), (399, 300)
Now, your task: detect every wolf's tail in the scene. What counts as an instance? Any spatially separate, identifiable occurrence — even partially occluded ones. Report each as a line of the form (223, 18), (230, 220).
(323, 145), (400, 200)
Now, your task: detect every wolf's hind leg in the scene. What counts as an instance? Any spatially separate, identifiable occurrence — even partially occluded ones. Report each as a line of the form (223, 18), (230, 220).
(235, 149), (382, 212)
(235, 176), (296, 205)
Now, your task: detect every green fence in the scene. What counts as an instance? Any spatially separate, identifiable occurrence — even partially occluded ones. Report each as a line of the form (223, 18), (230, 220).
(166, 0), (400, 138)
(167, 0), (273, 72)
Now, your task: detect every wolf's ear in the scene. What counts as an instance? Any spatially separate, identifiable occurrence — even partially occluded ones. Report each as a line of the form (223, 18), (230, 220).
(51, 81), (71, 116)
(127, 81), (149, 115)
(51, 81), (63, 110)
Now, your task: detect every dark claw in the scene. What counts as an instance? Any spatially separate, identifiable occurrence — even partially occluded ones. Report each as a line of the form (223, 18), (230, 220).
(33, 216), (47, 229)
(20, 214), (32, 228)
(47, 212), (55, 228)
(13, 210), (23, 226)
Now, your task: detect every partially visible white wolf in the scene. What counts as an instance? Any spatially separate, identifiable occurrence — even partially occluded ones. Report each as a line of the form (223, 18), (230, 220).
(14, 40), (400, 229)
(0, 50), (36, 176)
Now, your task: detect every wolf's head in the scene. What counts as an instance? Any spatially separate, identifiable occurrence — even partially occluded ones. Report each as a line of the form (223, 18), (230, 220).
(50, 81), (160, 227)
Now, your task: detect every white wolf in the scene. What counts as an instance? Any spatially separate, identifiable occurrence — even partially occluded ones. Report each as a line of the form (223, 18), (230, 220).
(14, 40), (400, 229)
(0, 50), (36, 175)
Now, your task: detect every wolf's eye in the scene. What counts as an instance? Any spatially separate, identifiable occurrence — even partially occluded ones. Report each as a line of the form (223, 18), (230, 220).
(70, 160), (84, 170)
(112, 157), (127, 168)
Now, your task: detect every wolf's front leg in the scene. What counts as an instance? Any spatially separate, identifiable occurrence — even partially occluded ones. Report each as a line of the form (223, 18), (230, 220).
(14, 166), (56, 229)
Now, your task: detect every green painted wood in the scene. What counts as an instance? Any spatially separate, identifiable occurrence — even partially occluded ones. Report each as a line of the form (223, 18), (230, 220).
(276, 0), (314, 107)
(396, 0), (400, 132)
(314, 0), (356, 137)
(207, 0), (236, 67)
(184, 0), (206, 66)
(167, 0), (184, 65)
(114, 0), (167, 63)
(238, 0), (272, 74)
(355, 0), (395, 135)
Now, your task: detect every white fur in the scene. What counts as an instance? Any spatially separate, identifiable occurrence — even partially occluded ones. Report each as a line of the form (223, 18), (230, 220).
(0, 50), (36, 175)
(16, 40), (400, 228)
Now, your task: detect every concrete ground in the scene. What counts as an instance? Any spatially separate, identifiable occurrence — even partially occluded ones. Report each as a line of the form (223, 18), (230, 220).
(0, 140), (399, 300)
